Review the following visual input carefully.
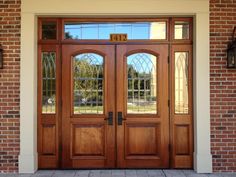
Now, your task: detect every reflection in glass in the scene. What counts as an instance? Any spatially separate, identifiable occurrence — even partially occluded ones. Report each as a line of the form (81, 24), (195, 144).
(42, 21), (57, 40)
(127, 53), (157, 114)
(42, 52), (56, 113)
(174, 21), (189, 39)
(64, 22), (166, 40)
(73, 53), (104, 114)
(175, 52), (189, 114)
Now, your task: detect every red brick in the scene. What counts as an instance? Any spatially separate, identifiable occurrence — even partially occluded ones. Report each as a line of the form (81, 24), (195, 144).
(0, 0), (20, 173)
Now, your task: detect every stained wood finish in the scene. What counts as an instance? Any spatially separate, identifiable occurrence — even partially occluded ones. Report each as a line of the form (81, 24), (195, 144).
(38, 17), (193, 169)
(170, 45), (193, 168)
(38, 45), (61, 168)
(116, 45), (169, 168)
(61, 45), (116, 168)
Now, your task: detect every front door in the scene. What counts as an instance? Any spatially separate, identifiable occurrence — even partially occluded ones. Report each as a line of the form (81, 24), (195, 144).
(61, 44), (169, 168)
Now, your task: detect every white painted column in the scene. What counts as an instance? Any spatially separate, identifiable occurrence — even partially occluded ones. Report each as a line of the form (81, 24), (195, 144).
(19, 13), (38, 173)
(193, 12), (212, 173)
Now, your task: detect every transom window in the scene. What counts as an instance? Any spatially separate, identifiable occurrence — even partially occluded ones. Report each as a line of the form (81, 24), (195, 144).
(64, 22), (167, 40)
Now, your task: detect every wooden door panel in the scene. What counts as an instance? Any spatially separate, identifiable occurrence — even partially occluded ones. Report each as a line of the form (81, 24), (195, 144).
(125, 123), (160, 157)
(42, 124), (56, 155)
(62, 45), (116, 168)
(175, 125), (190, 155)
(116, 45), (169, 168)
(71, 124), (105, 157)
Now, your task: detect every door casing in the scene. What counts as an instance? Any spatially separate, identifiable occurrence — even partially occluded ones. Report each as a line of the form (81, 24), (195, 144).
(37, 17), (193, 169)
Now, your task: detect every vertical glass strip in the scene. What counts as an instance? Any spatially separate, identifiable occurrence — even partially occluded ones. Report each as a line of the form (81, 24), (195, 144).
(42, 52), (56, 114)
(175, 52), (189, 114)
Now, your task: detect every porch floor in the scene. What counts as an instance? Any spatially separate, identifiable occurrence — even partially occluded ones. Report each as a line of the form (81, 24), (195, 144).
(1, 170), (236, 177)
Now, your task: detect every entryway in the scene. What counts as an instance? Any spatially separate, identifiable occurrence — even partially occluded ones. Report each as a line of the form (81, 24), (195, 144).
(37, 18), (193, 169)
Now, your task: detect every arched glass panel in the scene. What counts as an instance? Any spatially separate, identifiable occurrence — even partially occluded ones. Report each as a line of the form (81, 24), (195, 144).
(73, 53), (104, 114)
(127, 53), (157, 114)
(42, 52), (56, 113)
(175, 52), (189, 114)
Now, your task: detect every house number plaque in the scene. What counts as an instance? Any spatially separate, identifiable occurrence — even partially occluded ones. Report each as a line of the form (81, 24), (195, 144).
(110, 34), (128, 42)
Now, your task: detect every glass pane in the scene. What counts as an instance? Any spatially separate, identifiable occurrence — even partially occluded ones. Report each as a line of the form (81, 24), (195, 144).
(42, 52), (56, 113)
(42, 21), (57, 40)
(127, 53), (157, 114)
(175, 52), (189, 114)
(64, 22), (166, 40)
(174, 21), (189, 39)
(73, 53), (104, 114)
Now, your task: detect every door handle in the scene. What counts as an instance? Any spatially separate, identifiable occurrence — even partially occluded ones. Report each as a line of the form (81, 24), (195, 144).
(104, 112), (113, 125)
(118, 112), (126, 125)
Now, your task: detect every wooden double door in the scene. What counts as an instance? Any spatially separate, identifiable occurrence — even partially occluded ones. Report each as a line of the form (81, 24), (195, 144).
(61, 44), (169, 168)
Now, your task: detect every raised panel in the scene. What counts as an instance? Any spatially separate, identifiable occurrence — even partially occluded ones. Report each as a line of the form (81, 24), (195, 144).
(42, 124), (56, 155)
(175, 125), (190, 155)
(71, 124), (105, 157)
(125, 123), (160, 157)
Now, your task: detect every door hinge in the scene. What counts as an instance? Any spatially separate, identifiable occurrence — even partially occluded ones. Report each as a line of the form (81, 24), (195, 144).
(168, 99), (170, 107)
(168, 56), (170, 64)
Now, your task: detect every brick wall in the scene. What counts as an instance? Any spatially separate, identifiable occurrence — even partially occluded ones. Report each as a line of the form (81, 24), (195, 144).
(210, 0), (236, 172)
(0, 0), (236, 173)
(0, 0), (21, 173)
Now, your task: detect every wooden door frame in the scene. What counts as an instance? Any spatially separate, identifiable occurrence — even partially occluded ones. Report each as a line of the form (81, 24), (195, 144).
(37, 17), (193, 169)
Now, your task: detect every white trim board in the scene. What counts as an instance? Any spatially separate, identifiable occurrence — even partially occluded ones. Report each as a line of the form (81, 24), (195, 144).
(20, 0), (211, 173)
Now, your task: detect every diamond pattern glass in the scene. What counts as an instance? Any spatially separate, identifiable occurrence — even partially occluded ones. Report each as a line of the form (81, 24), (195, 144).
(73, 53), (104, 114)
(127, 53), (157, 114)
(175, 52), (189, 114)
(42, 52), (56, 113)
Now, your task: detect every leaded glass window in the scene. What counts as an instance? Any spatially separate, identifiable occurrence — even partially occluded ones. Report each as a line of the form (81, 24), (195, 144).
(127, 53), (157, 114)
(73, 53), (104, 114)
(42, 52), (56, 114)
(175, 52), (189, 114)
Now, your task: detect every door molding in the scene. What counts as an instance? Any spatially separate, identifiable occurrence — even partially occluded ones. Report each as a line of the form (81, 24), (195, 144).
(20, 0), (211, 173)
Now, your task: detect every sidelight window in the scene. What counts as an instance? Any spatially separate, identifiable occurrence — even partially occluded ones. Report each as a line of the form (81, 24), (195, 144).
(174, 52), (189, 114)
(42, 52), (56, 114)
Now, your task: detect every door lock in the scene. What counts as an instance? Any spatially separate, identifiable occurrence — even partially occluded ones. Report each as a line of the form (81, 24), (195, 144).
(104, 112), (113, 125)
(118, 112), (126, 125)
